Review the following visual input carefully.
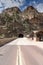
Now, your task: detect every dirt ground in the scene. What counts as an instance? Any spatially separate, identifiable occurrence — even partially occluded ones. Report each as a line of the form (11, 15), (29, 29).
(0, 37), (17, 47)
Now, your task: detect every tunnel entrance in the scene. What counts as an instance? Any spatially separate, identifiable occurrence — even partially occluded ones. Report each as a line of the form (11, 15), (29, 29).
(18, 34), (24, 38)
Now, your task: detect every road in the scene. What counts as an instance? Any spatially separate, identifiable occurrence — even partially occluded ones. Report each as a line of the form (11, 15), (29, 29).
(0, 37), (43, 65)
(0, 45), (17, 65)
(20, 45), (43, 65)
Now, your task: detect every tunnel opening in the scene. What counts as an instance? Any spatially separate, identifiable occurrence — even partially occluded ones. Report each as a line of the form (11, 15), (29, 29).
(18, 34), (24, 38)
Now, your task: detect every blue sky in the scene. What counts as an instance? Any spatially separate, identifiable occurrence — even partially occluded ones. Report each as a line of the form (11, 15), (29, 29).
(0, 0), (43, 13)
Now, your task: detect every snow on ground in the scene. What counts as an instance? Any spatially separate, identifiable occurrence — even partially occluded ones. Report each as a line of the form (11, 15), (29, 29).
(7, 37), (43, 49)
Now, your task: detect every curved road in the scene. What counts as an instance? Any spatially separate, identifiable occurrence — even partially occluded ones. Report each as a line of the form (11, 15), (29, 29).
(0, 37), (43, 65)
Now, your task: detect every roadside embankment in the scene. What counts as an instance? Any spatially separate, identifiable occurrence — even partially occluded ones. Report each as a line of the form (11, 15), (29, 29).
(0, 37), (17, 47)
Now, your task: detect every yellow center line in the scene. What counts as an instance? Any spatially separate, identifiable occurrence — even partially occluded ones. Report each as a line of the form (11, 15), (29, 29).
(16, 45), (26, 65)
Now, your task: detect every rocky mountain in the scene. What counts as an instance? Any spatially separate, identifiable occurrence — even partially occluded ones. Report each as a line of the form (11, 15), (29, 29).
(0, 6), (43, 38)
(21, 6), (39, 20)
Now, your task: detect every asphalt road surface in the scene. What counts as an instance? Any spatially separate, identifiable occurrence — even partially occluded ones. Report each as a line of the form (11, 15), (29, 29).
(20, 45), (43, 65)
(0, 45), (17, 65)
(0, 37), (43, 65)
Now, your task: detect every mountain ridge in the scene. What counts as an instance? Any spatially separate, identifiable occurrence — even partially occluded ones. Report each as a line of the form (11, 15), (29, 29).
(0, 6), (43, 38)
